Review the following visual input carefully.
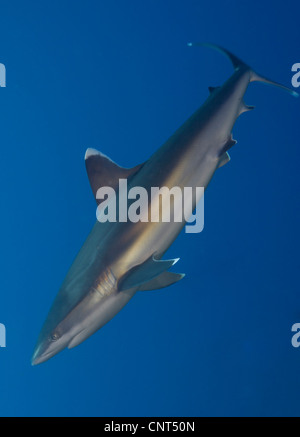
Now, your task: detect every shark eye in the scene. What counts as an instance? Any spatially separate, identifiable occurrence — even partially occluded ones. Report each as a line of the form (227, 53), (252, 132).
(50, 333), (60, 342)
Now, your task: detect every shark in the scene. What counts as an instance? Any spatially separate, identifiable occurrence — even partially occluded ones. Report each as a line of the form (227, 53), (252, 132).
(31, 43), (298, 365)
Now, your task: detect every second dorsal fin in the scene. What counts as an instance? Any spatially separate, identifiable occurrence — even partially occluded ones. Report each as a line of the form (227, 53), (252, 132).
(208, 86), (220, 94)
(85, 148), (144, 204)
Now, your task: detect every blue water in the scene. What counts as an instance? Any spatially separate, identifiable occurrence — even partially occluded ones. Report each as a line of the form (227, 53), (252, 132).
(0, 0), (299, 417)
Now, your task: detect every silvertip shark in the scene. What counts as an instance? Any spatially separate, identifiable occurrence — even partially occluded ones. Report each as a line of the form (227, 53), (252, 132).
(32, 43), (298, 365)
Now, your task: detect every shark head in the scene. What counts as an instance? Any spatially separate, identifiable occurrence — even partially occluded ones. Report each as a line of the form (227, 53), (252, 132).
(31, 286), (101, 365)
(31, 263), (122, 365)
(31, 324), (70, 365)
(31, 301), (86, 365)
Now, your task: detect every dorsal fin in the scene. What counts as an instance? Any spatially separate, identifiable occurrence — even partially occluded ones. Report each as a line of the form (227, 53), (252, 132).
(208, 86), (220, 94)
(85, 148), (144, 204)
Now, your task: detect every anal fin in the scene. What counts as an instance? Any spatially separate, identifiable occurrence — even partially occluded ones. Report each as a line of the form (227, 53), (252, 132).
(218, 151), (231, 168)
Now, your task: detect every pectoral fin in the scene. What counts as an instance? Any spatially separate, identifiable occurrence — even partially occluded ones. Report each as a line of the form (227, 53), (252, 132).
(119, 254), (180, 291)
(139, 271), (185, 291)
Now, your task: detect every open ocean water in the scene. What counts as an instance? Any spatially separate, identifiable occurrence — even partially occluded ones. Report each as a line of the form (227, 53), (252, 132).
(0, 0), (299, 417)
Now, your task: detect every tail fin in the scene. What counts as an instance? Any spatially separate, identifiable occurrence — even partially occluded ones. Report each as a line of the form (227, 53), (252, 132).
(188, 42), (299, 98)
(188, 42), (248, 70)
(250, 71), (299, 97)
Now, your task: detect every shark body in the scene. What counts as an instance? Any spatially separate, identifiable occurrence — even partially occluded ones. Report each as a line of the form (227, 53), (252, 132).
(32, 44), (297, 365)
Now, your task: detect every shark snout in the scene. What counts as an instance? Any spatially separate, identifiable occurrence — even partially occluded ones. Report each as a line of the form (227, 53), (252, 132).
(31, 335), (69, 366)
(31, 346), (53, 366)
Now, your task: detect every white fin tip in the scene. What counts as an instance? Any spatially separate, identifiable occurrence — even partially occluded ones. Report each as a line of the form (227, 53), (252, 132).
(85, 148), (101, 160)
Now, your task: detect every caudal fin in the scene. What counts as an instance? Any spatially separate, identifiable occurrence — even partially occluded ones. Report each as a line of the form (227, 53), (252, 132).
(250, 70), (299, 97)
(188, 42), (299, 98)
(188, 42), (248, 70)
